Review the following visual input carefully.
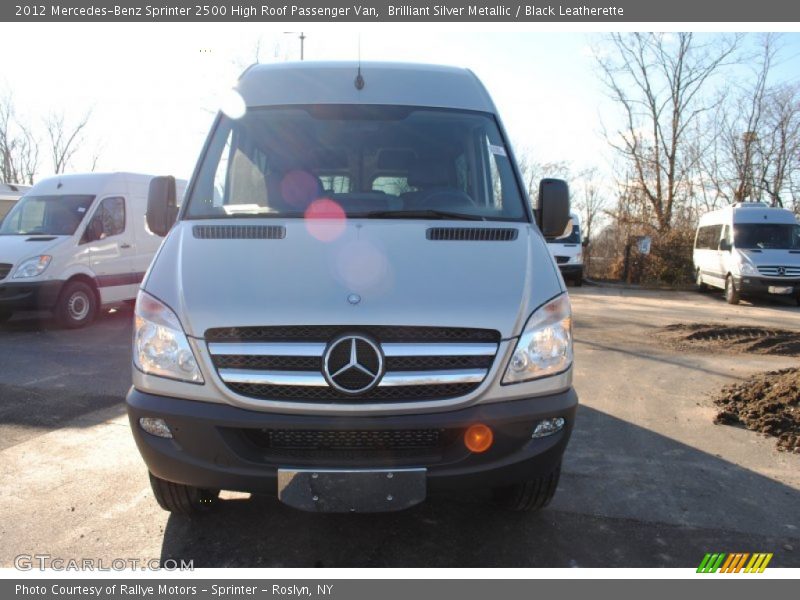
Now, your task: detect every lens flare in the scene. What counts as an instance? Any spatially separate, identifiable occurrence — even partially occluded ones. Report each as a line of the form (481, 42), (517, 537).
(304, 198), (346, 242)
(334, 240), (392, 294)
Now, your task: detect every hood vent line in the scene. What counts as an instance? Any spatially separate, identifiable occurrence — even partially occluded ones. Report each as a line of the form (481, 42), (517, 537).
(426, 227), (518, 241)
(193, 225), (286, 240)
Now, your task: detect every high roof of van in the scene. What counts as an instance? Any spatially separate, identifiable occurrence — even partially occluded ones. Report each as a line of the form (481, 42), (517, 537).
(698, 203), (798, 226)
(236, 61), (498, 113)
(25, 172), (158, 196)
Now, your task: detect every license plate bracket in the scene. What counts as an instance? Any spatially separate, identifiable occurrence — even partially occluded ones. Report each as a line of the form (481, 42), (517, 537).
(277, 468), (427, 513)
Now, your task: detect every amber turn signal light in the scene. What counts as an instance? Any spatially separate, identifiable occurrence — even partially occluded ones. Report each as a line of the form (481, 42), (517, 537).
(464, 423), (494, 453)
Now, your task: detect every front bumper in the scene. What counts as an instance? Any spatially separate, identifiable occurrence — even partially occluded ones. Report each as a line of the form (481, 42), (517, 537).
(0, 280), (63, 311)
(558, 264), (583, 280)
(126, 387), (577, 494)
(735, 275), (800, 296)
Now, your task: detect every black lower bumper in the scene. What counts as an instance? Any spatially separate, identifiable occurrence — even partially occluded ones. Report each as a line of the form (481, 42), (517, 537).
(558, 264), (583, 279)
(735, 275), (800, 297)
(0, 280), (63, 311)
(126, 387), (578, 494)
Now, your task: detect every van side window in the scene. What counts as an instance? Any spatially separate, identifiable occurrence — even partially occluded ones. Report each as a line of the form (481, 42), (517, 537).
(86, 197), (125, 241)
(695, 225), (723, 250)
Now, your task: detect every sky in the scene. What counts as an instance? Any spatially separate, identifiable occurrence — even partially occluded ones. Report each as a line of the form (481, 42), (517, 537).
(2, 25), (800, 191)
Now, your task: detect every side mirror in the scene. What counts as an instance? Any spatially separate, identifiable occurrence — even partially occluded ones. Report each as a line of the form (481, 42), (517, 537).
(581, 238), (589, 248)
(537, 178), (570, 238)
(147, 176), (178, 237)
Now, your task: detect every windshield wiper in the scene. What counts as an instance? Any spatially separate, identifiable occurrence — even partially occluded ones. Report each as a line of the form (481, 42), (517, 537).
(360, 209), (486, 221)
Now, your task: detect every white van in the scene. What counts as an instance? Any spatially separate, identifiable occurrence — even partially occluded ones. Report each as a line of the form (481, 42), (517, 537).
(0, 183), (31, 222)
(0, 172), (186, 327)
(546, 211), (583, 286)
(127, 62), (577, 515)
(694, 202), (800, 305)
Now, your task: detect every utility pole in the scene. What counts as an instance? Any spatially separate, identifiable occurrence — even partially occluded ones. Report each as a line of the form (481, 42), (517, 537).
(284, 32), (305, 60)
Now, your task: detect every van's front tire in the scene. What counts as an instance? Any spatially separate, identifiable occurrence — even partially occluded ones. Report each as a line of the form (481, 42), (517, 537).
(56, 281), (97, 328)
(725, 275), (740, 305)
(149, 472), (219, 516)
(492, 463), (561, 512)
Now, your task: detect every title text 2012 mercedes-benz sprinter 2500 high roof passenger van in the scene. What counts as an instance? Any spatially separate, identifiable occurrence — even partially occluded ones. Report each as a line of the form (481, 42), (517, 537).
(0, 173), (186, 327)
(127, 62), (577, 514)
(694, 202), (800, 305)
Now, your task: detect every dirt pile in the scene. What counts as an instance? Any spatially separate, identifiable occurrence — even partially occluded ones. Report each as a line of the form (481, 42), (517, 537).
(658, 323), (800, 356)
(714, 368), (800, 453)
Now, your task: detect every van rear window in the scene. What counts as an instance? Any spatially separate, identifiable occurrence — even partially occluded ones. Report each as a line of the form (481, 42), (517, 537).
(185, 105), (526, 222)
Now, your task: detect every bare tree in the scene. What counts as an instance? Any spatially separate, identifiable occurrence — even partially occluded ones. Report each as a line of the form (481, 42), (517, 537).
(0, 94), (39, 184)
(45, 110), (92, 174)
(514, 149), (571, 201)
(596, 33), (741, 232)
(697, 35), (800, 210)
(574, 168), (605, 243)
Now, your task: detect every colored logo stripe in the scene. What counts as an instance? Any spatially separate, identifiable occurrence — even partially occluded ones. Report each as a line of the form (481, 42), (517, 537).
(697, 553), (772, 573)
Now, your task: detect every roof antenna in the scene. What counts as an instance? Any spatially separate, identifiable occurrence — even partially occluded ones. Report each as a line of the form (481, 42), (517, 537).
(354, 35), (365, 90)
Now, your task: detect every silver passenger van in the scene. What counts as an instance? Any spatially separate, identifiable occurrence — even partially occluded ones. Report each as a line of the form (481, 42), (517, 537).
(127, 62), (577, 514)
(694, 202), (800, 305)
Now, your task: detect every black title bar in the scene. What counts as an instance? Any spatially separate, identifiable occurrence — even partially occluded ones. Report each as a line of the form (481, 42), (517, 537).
(4, 0), (800, 22)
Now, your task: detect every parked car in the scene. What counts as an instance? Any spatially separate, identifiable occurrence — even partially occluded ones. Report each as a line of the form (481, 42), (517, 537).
(0, 172), (186, 327)
(694, 202), (800, 305)
(546, 211), (583, 286)
(0, 182), (31, 222)
(127, 62), (577, 515)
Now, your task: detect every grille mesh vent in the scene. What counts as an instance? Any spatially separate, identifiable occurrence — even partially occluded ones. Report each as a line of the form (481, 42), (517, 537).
(426, 227), (518, 241)
(192, 225), (286, 240)
(206, 325), (500, 343)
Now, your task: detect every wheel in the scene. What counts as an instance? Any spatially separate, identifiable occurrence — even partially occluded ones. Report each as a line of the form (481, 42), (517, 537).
(0, 309), (12, 323)
(148, 472), (219, 516)
(725, 275), (740, 305)
(696, 270), (709, 292)
(573, 275), (583, 287)
(56, 281), (98, 328)
(492, 463), (561, 512)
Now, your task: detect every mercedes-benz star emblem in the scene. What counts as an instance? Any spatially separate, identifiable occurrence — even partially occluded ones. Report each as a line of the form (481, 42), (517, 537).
(322, 334), (384, 395)
(778, 266), (786, 276)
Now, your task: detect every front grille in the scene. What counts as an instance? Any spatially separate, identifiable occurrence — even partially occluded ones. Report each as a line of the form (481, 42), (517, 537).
(757, 265), (800, 277)
(555, 256), (570, 264)
(227, 382), (480, 403)
(206, 325), (500, 343)
(426, 227), (518, 241)
(208, 325), (499, 404)
(0, 263), (11, 280)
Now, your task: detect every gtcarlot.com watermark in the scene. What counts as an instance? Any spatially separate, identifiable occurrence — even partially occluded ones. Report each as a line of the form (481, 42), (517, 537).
(14, 554), (193, 571)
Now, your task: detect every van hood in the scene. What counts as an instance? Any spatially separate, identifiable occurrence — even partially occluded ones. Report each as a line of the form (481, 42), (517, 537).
(143, 220), (562, 340)
(738, 248), (800, 268)
(0, 235), (70, 267)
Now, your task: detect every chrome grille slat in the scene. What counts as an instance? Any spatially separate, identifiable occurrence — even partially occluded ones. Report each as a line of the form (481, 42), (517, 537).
(218, 368), (487, 387)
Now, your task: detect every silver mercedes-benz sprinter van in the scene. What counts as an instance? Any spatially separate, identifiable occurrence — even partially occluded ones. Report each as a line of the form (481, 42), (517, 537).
(127, 62), (577, 514)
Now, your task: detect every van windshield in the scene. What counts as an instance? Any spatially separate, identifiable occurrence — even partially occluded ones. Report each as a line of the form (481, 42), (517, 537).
(734, 223), (800, 250)
(185, 105), (526, 222)
(0, 195), (95, 236)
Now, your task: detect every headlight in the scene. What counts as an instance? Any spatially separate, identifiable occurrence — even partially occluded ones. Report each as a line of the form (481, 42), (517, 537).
(134, 290), (204, 384)
(740, 262), (759, 276)
(503, 294), (573, 384)
(570, 252), (582, 264)
(13, 255), (51, 278)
